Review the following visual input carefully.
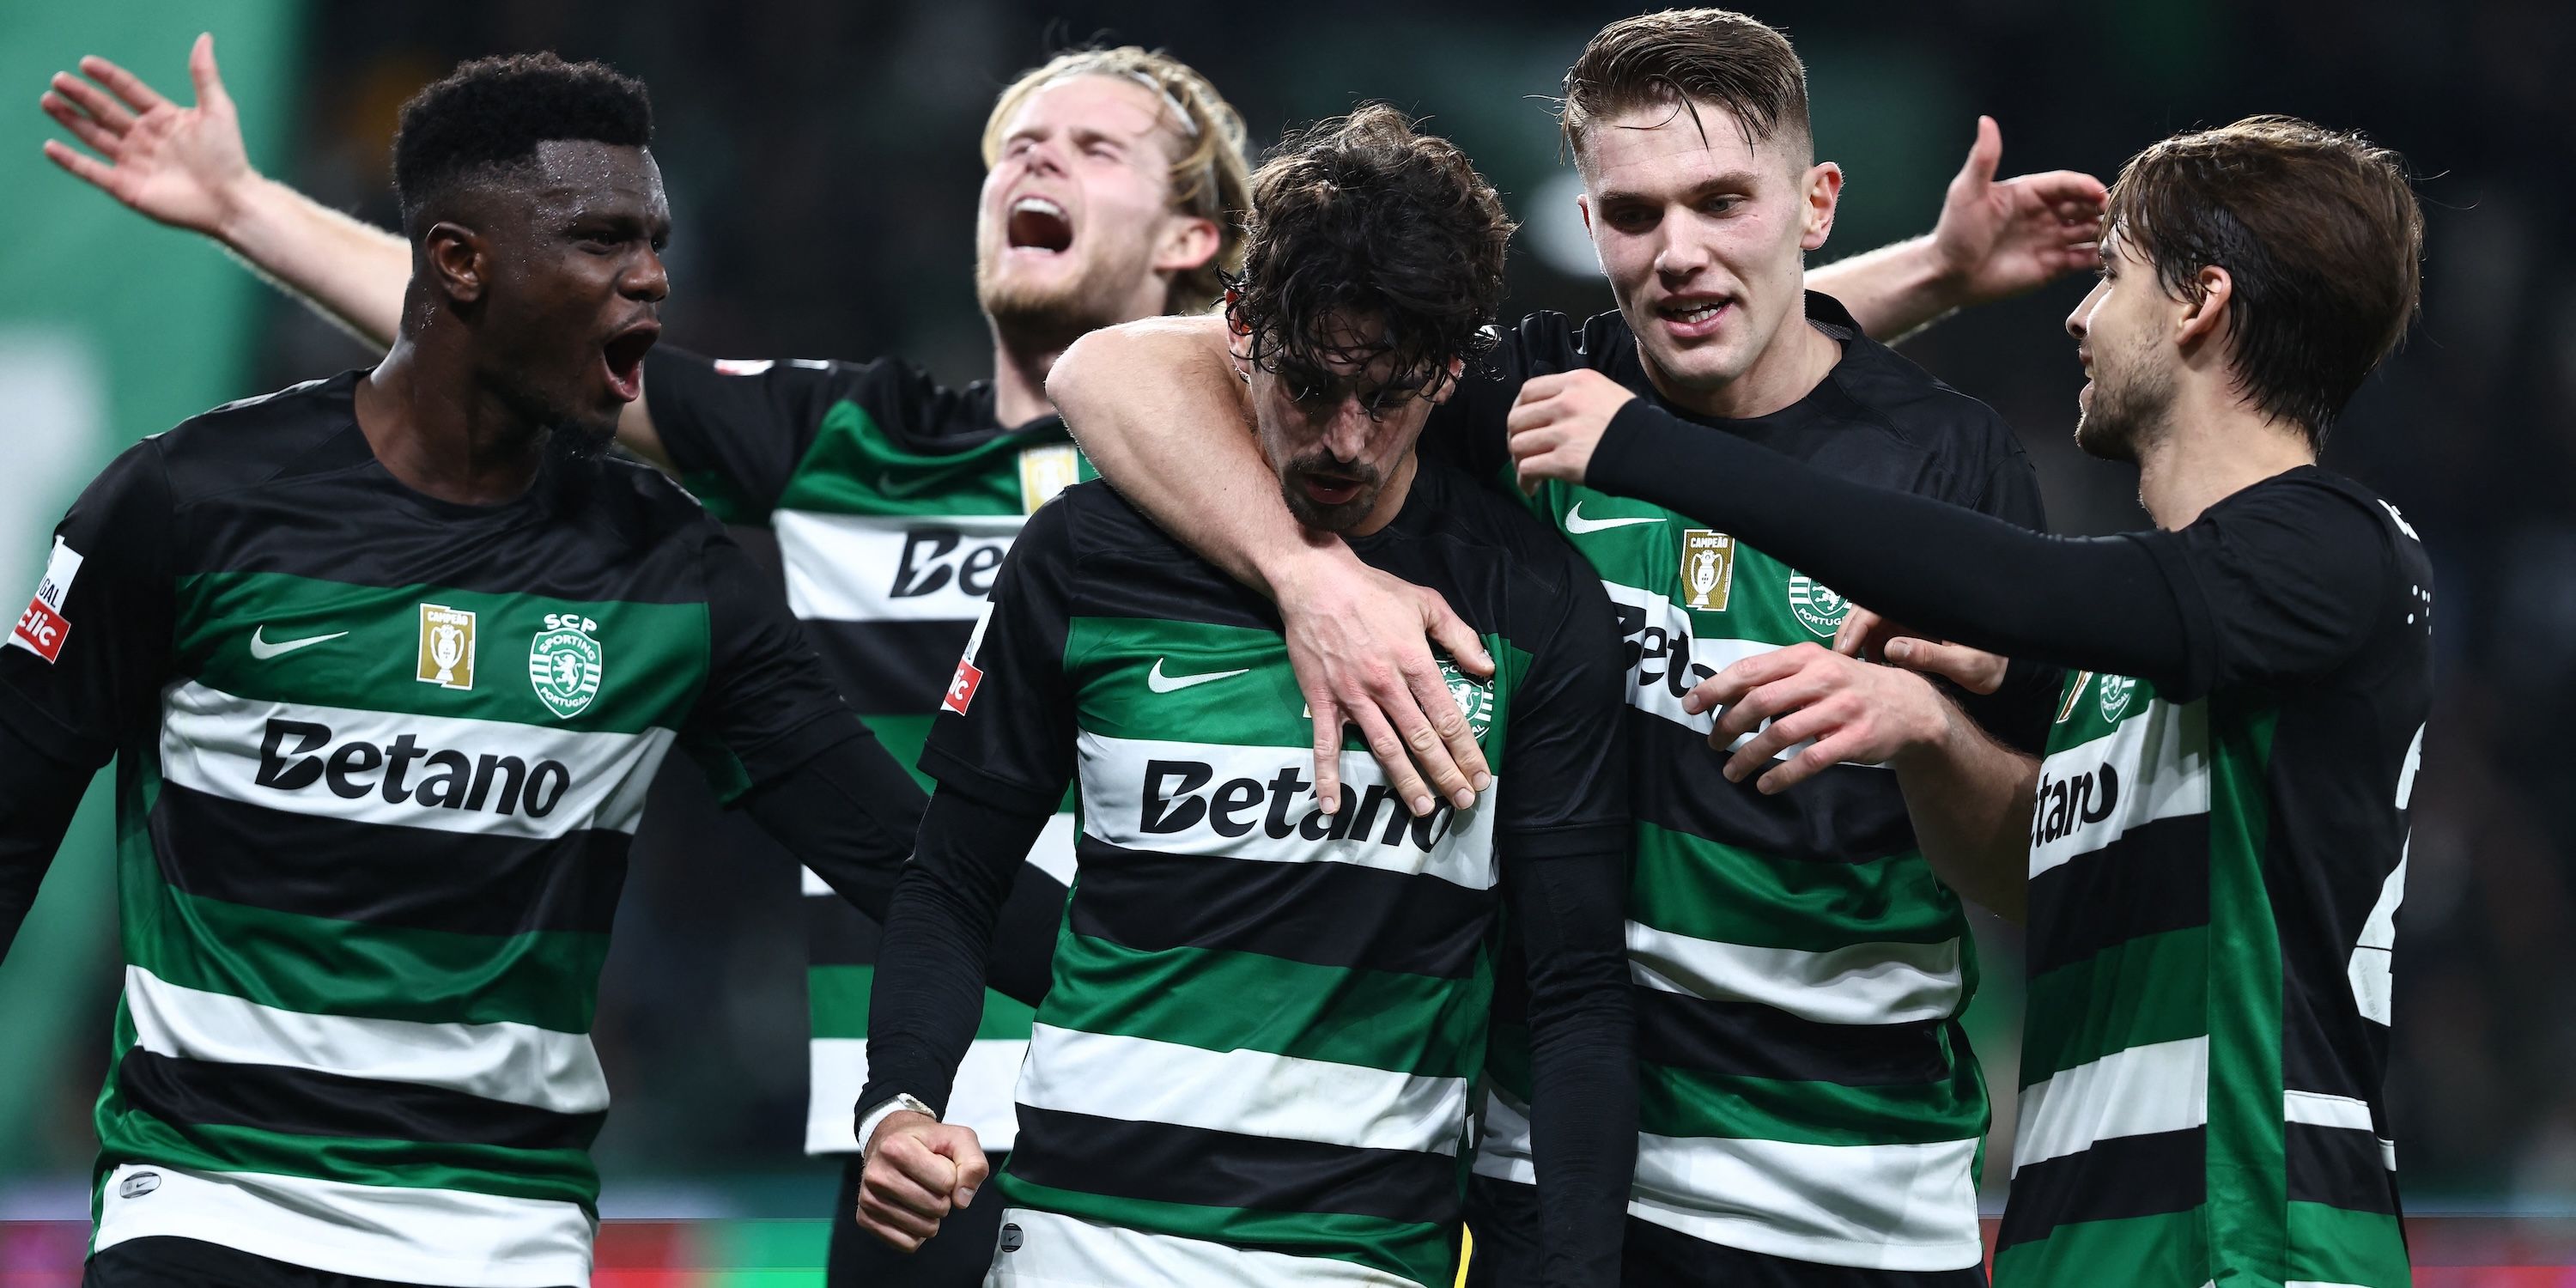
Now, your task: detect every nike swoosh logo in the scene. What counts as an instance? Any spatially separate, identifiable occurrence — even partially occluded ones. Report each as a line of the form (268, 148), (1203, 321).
(249, 626), (349, 660)
(1563, 502), (1665, 534)
(1148, 659), (1250, 693)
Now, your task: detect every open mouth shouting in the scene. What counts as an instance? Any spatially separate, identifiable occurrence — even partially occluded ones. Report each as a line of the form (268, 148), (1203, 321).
(600, 318), (660, 402)
(1006, 194), (1075, 256)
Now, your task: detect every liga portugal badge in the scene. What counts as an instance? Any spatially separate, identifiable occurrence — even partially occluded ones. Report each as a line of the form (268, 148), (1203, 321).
(416, 604), (477, 690)
(7, 537), (83, 664)
(528, 613), (605, 719)
(1680, 530), (1735, 612)
(944, 600), (996, 714)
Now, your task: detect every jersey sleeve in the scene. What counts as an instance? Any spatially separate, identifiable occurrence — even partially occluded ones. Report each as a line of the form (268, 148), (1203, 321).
(2141, 475), (2400, 697)
(914, 497), (1081, 814)
(1947, 428), (2061, 756)
(681, 526), (870, 801)
(1492, 547), (1632, 860)
(643, 348), (857, 519)
(0, 440), (178, 769)
(1421, 313), (1593, 486)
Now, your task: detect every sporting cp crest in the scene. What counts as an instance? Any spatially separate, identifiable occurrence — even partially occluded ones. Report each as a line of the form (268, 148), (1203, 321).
(528, 613), (606, 719)
(1437, 654), (1495, 741)
(2098, 673), (2137, 724)
(416, 604), (477, 690)
(1786, 573), (1850, 638)
(1680, 530), (1736, 611)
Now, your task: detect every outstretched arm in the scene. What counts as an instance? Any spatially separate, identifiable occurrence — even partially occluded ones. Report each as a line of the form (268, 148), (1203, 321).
(1807, 117), (2105, 343)
(43, 34), (410, 349)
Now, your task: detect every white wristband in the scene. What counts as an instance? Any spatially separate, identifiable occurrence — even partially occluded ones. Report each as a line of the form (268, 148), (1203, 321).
(857, 1093), (938, 1160)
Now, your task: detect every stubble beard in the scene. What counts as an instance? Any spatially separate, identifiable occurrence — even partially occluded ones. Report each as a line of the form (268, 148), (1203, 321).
(976, 245), (1143, 357)
(2073, 349), (2177, 465)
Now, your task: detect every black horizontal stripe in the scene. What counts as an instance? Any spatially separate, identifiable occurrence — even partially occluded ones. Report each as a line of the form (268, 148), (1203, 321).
(805, 890), (884, 965)
(1622, 987), (1958, 1088)
(1066, 835), (1496, 980)
(149, 782), (627, 936)
(1995, 1127), (2203, 1253)
(2026, 813), (2211, 975)
(1009, 1103), (1459, 1226)
(2287, 1121), (2398, 1214)
(1626, 710), (1917, 866)
(802, 617), (974, 716)
(117, 1048), (605, 1151)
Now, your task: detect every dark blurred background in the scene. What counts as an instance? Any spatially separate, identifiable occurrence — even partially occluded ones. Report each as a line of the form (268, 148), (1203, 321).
(3, 0), (2571, 1224)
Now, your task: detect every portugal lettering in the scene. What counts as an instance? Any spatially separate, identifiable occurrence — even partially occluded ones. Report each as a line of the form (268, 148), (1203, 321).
(1139, 758), (1455, 852)
(255, 718), (571, 817)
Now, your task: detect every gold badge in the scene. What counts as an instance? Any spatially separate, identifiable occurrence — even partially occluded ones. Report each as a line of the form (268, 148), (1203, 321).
(2056, 671), (2094, 724)
(1680, 530), (1737, 611)
(1018, 444), (1082, 514)
(417, 603), (477, 690)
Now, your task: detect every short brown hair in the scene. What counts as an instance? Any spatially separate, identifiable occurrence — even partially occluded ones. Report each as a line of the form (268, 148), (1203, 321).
(2106, 115), (2423, 442)
(1226, 106), (1514, 401)
(982, 47), (1252, 314)
(1561, 9), (1810, 162)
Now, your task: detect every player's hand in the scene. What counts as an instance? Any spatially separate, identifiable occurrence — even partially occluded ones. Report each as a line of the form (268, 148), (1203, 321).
(41, 33), (258, 238)
(1276, 553), (1493, 819)
(1832, 604), (2008, 695)
(1681, 642), (1953, 793)
(1507, 370), (1638, 492)
(856, 1111), (988, 1254)
(1927, 116), (2105, 307)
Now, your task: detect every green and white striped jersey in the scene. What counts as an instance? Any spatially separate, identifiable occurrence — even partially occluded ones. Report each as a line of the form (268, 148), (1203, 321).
(647, 350), (1086, 1153)
(1439, 300), (2056, 1271)
(909, 471), (1629, 1287)
(1994, 471), (2429, 1288)
(0, 374), (867, 1286)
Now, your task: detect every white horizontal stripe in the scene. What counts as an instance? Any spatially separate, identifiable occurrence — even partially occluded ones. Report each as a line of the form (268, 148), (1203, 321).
(774, 509), (1025, 624)
(2012, 1036), (2208, 1174)
(1473, 1091), (1982, 1272)
(1625, 921), (1963, 1025)
(125, 965), (606, 1115)
(93, 1162), (592, 1287)
(1599, 580), (1888, 769)
(987, 1206), (1422, 1287)
(2284, 1088), (2374, 1132)
(1078, 732), (1498, 890)
(1018, 1024), (1465, 1156)
(158, 680), (674, 841)
(799, 813), (1076, 897)
(2029, 698), (2208, 878)
(805, 1036), (1029, 1155)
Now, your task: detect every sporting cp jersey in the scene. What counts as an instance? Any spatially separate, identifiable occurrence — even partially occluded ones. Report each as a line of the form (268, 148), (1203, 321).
(1994, 469), (2431, 1288)
(1436, 295), (2053, 1271)
(918, 470), (1628, 1288)
(0, 373), (860, 1287)
(647, 350), (1085, 1153)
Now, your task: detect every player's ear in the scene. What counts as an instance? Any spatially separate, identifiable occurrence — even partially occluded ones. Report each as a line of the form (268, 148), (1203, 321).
(1428, 355), (1467, 406)
(2176, 265), (2233, 348)
(1156, 214), (1221, 276)
(422, 222), (489, 306)
(1800, 161), (1843, 252)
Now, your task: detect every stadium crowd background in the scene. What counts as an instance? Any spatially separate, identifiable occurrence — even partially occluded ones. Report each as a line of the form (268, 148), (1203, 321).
(2, 0), (2572, 1235)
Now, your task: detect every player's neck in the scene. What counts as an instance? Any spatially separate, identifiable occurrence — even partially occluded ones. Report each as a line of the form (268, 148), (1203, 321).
(2134, 392), (2316, 530)
(358, 343), (550, 507)
(989, 335), (1061, 430)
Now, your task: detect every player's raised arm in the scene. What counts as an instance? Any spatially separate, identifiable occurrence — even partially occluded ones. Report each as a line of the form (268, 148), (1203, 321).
(1051, 319), (1493, 818)
(1806, 116), (2105, 343)
(42, 34), (410, 349)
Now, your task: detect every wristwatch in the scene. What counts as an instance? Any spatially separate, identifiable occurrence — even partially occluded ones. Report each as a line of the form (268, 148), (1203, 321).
(856, 1092), (939, 1161)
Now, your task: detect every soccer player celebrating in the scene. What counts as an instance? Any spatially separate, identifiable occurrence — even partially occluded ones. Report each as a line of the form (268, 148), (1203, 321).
(41, 38), (1250, 1284)
(1508, 116), (2428, 1288)
(0, 57), (933, 1287)
(1049, 11), (2101, 1285)
(853, 106), (1637, 1288)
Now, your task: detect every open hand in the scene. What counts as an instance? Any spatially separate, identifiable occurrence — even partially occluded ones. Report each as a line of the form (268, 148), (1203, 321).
(41, 33), (257, 237)
(1278, 554), (1494, 819)
(1682, 642), (1953, 793)
(1929, 117), (2105, 306)
(1832, 604), (2008, 696)
(856, 1111), (989, 1254)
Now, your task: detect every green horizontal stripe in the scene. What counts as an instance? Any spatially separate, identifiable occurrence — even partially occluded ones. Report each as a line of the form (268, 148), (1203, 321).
(99, 1103), (598, 1209)
(997, 1173), (1454, 1288)
(805, 965), (1044, 1043)
(1486, 1029), (1985, 1146)
(1991, 1208), (2208, 1288)
(1627, 823), (1963, 951)
(775, 403), (1084, 518)
(173, 571), (708, 735)
(2020, 927), (2209, 1084)
(2285, 1200), (2409, 1288)
(1529, 484), (1845, 645)
(1039, 933), (1491, 1081)
(124, 872), (605, 1033)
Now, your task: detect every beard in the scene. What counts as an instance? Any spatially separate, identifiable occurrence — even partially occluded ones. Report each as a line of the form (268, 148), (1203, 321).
(545, 417), (617, 464)
(1276, 453), (1384, 533)
(975, 243), (1147, 355)
(486, 364), (618, 465)
(2072, 343), (2176, 464)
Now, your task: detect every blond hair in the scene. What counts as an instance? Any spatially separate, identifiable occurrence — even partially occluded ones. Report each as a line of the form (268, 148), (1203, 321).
(981, 47), (1251, 314)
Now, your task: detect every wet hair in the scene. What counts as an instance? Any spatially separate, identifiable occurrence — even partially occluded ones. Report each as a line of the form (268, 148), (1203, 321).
(392, 52), (653, 237)
(1560, 9), (1811, 164)
(2105, 115), (2423, 443)
(983, 46), (1252, 313)
(1224, 105), (1513, 403)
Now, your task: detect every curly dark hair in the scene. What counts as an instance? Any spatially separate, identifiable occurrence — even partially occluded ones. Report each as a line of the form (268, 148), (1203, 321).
(1224, 105), (1513, 404)
(392, 52), (653, 235)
